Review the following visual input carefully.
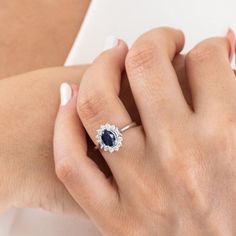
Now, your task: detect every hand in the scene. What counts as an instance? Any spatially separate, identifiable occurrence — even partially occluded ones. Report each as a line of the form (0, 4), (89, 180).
(54, 27), (236, 235)
(0, 54), (189, 214)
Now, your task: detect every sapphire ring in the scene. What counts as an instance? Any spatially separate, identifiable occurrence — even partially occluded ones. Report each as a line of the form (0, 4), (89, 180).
(95, 122), (137, 153)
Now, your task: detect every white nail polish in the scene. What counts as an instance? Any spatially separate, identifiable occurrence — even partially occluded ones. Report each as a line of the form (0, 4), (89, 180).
(60, 83), (72, 106)
(103, 35), (119, 51)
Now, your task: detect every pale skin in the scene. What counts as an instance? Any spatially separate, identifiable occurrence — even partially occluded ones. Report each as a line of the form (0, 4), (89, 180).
(0, 37), (233, 214)
(0, 56), (190, 214)
(0, 0), (91, 213)
(0, 0), (90, 78)
(54, 28), (236, 235)
(0, 1), (235, 225)
(0, 0), (190, 214)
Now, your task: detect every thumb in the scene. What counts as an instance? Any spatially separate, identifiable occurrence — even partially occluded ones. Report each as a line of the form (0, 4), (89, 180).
(54, 83), (117, 218)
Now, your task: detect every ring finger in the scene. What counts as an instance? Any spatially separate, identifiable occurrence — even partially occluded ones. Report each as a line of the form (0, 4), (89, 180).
(77, 38), (145, 181)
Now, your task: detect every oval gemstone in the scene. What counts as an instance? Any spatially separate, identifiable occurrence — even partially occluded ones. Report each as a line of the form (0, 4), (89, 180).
(101, 130), (117, 147)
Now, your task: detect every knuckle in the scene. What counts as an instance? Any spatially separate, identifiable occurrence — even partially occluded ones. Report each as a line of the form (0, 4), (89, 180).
(77, 91), (107, 123)
(126, 44), (157, 74)
(198, 116), (236, 156)
(55, 158), (74, 183)
(187, 41), (222, 64)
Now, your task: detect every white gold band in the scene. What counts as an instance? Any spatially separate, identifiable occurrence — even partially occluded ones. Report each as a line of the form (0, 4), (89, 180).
(120, 122), (138, 133)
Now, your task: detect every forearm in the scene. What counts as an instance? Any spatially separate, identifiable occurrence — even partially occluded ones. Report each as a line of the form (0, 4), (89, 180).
(0, 0), (90, 79)
(0, 66), (87, 212)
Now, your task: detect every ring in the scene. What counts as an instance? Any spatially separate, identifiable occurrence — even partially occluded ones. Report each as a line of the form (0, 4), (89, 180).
(95, 122), (138, 153)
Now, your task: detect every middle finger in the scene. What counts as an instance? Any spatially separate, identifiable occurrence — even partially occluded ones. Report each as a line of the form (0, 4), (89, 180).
(125, 27), (191, 140)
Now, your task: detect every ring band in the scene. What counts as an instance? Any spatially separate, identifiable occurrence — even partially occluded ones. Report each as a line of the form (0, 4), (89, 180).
(95, 122), (138, 153)
(120, 122), (137, 133)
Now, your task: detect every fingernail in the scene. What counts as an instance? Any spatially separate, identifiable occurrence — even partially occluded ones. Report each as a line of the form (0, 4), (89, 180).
(60, 83), (72, 106)
(103, 36), (119, 51)
(226, 27), (236, 61)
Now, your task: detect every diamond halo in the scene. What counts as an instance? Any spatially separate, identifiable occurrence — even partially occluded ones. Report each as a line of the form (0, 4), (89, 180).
(96, 123), (123, 153)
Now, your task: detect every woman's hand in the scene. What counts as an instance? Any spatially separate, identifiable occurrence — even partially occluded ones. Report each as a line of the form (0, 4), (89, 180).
(54, 27), (236, 235)
(0, 25), (232, 218)
(0, 55), (186, 214)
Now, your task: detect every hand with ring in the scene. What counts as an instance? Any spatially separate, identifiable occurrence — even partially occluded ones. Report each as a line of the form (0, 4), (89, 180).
(53, 27), (236, 235)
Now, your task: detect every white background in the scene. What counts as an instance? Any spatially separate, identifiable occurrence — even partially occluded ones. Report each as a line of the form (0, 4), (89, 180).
(66, 0), (236, 65)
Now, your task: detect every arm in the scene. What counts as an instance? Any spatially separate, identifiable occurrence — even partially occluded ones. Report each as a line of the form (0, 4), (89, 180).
(0, 0), (90, 78)
(0, 66), (88, 214)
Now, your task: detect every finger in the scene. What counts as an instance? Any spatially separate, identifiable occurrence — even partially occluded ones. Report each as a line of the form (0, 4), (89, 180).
(173, 54), (193, 108)
(77, 38), (145, 180)
(54, 83), (117, 218)
(185, 32), (236, 114)
(125, 27), (191, 137)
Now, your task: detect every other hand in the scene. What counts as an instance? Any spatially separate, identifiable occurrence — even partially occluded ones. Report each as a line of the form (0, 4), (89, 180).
(54, 27), (236, 235)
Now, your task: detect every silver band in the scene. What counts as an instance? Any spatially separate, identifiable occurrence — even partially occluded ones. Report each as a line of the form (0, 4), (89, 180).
(120, 122), (137, 133)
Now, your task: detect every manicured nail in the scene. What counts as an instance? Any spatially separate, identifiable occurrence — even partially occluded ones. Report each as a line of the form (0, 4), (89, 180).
(226, 28), (236, 61)
(103, 36), (119, 51)
(60, 83), (72, 106)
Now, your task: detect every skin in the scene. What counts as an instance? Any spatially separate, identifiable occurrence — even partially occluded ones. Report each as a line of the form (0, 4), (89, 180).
(54, 27), (236, 235)
(0, 66), (87, 213)
(0, 0), (90, 78)
(0, 0), (234, 219)
(0, 55), (188, 214)
(0, 0), (91, 213)
(0, 42), (231, 214)
(0, 2), (188, 213)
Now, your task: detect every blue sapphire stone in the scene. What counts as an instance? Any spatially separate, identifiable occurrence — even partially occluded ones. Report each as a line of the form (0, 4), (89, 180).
(101, 129), (117, 147)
